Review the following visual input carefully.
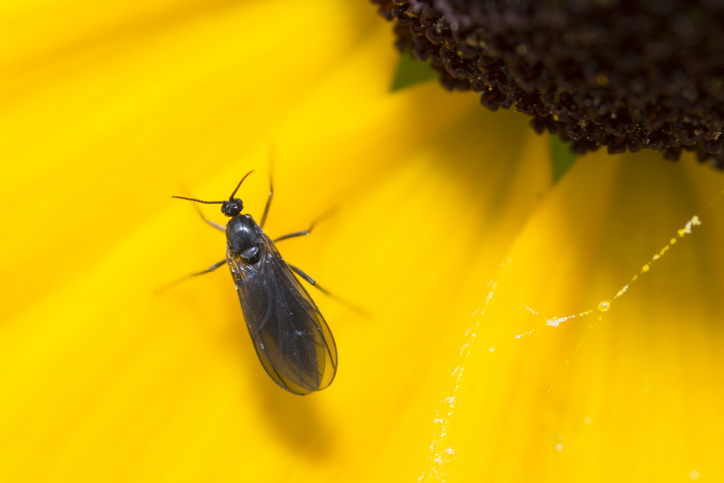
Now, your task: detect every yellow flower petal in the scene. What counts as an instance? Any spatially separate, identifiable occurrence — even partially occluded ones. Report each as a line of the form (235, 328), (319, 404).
(418, 151), (724, 482)
(2, 0), (723, 481)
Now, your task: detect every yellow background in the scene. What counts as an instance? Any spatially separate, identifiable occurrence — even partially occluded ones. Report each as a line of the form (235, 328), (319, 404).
(1, 0), (723, 481)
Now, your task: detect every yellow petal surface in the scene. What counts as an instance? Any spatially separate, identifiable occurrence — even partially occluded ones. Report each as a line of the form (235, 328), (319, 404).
(418, 151), (724, 482)
(2, 1), (723, 482)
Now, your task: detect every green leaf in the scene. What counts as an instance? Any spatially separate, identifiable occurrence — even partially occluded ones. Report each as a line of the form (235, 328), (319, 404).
(390, 52), (437, 92)
(550, 135), (578, 183)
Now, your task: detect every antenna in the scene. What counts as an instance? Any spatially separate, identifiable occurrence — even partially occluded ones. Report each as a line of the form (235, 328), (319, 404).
(172, 170), (255, 217)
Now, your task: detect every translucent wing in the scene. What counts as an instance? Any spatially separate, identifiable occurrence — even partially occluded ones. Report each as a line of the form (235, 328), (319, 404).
(227, 235), (337, 395)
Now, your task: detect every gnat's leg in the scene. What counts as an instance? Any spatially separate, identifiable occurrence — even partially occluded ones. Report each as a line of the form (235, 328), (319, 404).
(193, 203), (225, 232)
(274, 210), (335, 243)
(260, 146), (274, 229)
(288, 264), (371, 319)
(155, 259), (226, 294)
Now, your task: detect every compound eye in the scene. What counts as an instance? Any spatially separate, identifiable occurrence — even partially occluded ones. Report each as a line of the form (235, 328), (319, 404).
(221, 198), (243, 217)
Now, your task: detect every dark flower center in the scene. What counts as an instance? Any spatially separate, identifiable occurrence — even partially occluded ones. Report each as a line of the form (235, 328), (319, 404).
(372, 0), (724, 169)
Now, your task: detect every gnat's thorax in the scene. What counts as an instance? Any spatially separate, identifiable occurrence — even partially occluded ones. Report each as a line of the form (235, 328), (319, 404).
(226, 214), (261, 261)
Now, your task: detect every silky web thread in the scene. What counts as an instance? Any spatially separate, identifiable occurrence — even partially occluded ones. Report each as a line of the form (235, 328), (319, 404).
(519, 215), (702, 339)
(419, 197), (719, 482)
(419, 281), (498, 483)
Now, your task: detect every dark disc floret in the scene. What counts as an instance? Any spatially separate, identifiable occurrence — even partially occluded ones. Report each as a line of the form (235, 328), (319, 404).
(371, 0), (724, 169)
